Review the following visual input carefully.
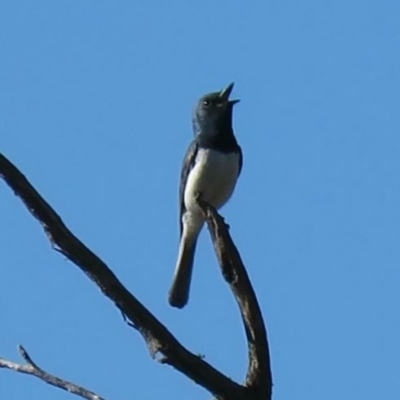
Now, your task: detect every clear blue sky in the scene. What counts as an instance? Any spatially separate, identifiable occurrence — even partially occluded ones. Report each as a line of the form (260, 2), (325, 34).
(1, 1), (400, 399)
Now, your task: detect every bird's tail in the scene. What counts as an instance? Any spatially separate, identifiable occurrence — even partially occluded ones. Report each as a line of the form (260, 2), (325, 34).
(168, 237), (197, 309)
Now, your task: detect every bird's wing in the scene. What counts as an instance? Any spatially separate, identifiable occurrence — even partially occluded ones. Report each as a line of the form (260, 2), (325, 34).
(237, 145), (244, 176)
(179, 140), (199, 236)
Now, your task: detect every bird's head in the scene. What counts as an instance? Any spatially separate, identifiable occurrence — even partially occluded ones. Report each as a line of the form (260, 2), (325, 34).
(192, 83), (240, 135)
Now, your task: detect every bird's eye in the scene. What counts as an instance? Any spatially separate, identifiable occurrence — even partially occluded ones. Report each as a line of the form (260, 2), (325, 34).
(203, 99), (211, 107)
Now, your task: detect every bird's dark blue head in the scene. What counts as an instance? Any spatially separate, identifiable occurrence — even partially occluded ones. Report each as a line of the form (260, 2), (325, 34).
(192, 83), (240, 138)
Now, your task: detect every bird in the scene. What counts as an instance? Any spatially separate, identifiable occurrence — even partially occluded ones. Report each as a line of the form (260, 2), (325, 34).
(168, 82), (243, 309)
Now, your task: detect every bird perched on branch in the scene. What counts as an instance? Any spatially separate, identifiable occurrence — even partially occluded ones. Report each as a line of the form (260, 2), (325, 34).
(168, 83), (243, 309)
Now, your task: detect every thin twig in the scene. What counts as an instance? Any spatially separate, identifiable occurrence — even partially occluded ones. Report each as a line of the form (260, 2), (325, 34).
(197, 198), (272, 400)
(0, 153), (249, 400)
(0, 346), (104, 400)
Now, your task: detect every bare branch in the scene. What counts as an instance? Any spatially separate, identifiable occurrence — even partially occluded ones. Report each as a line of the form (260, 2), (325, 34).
(198, 199), (272, 400)
(0, 346), (105, 400)
(0, 153), (249, 400)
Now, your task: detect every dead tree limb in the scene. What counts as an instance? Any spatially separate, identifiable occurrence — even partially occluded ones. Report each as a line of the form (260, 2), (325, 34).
(0, 345), (105, 400)
(0, 152), (272, 400)
(198, 198), (272, 399)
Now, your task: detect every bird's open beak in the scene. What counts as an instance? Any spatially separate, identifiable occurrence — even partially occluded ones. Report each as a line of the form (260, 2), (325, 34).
(219, 82), (240, 105)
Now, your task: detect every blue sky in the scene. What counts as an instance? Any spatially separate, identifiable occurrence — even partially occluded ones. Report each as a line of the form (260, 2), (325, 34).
(1, 1), (400, 399)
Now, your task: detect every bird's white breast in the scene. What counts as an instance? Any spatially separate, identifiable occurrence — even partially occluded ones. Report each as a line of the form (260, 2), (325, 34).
(184, 148), (240, 212)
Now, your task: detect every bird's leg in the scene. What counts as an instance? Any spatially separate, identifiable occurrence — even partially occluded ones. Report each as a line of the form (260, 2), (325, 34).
(194, 191), (203, 202)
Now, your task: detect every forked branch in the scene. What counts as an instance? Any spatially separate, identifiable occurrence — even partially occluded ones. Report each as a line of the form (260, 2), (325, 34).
(0, 345), (105, 400)
(0, 153), (272, 400)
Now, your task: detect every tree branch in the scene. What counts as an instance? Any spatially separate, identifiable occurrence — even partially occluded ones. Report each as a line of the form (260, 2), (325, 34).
(0, 153), (250, 400)
(198, 198), (272, 400)
(0, 345), (105, 400)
